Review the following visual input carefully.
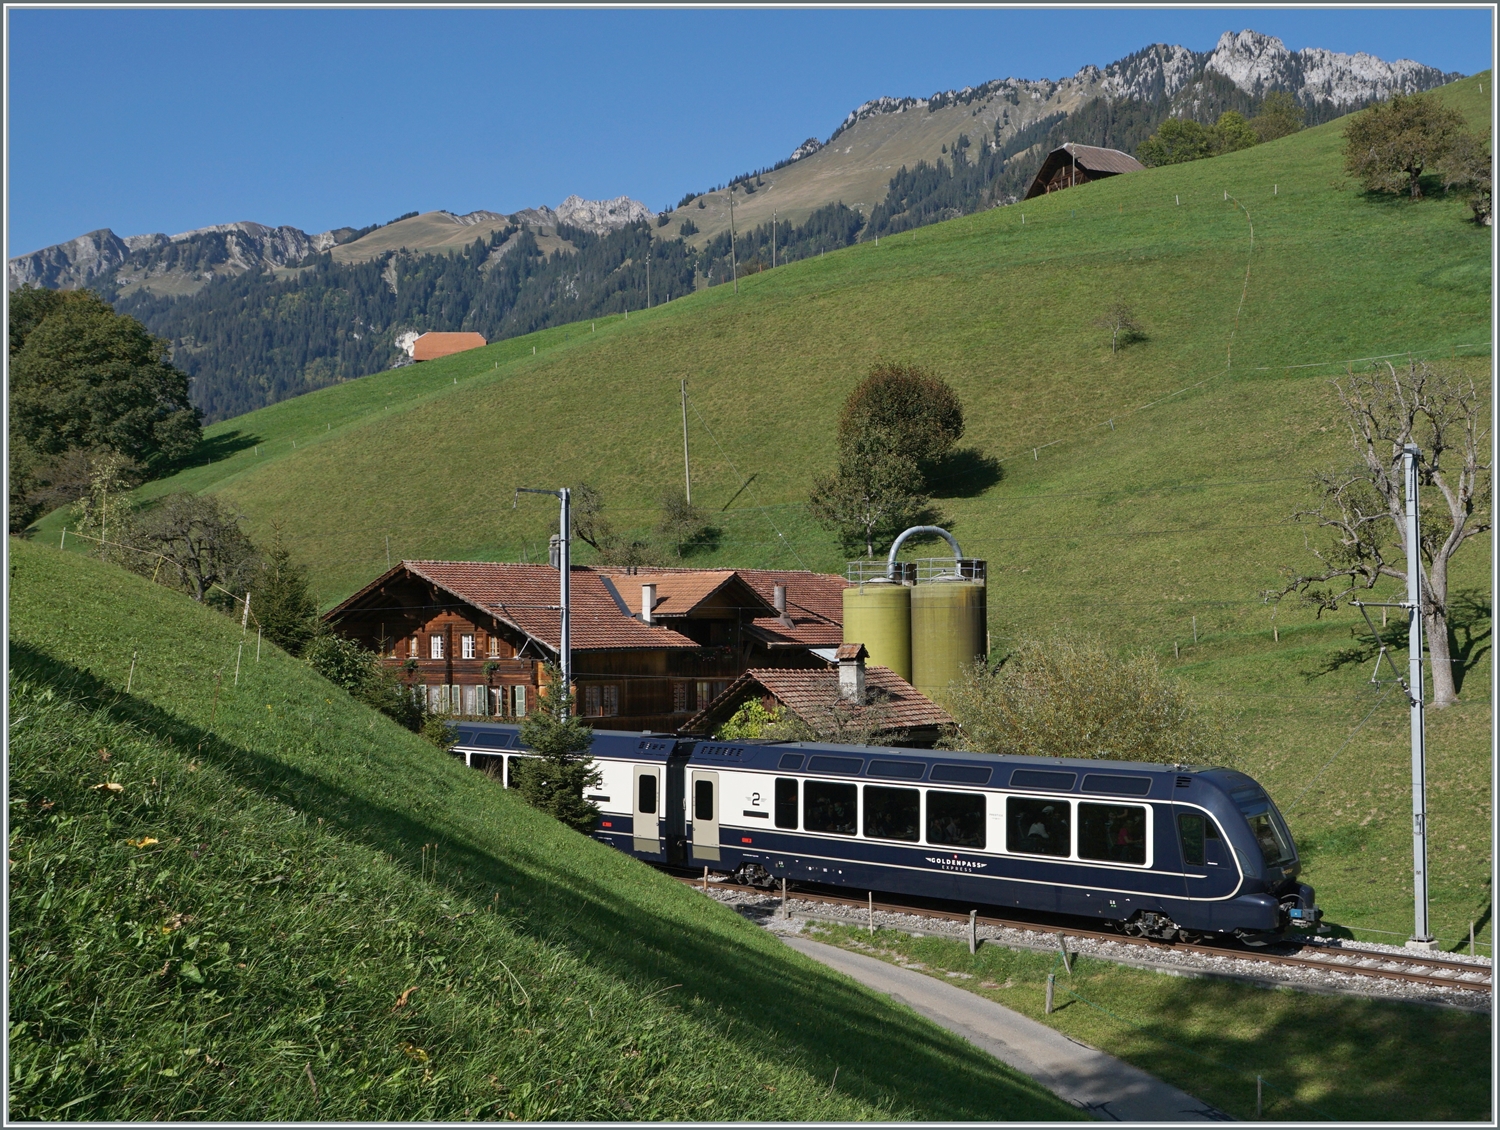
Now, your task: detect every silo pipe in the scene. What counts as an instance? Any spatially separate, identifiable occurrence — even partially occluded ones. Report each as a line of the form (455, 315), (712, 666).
(886, 526), (962, 578)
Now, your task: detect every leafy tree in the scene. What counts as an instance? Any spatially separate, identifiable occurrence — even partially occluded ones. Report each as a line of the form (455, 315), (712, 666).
(252, 523), (321, 655)
(67, 451), (143, 566)
(1214, 110), (1259, 153)
(1251, 92), (1305, 143)
(305, 632), (425, 731)
(839, 362), (965, 477)
(1343, 91), (1470, 200)
(1093, 301), (1146, 354)
(512, 665), (600, 833)
(1137, 118), (1219, 166)
(130, 493), (260, 608)
(1436, 130), (1493, 225)
(808, 429), (931, 557)
(9, 289), (201, 465)
(1274, 361), (1489, 707)
(8, 284), (67, 358)
(943, 638), (1232, 763)
(714, 700), (790, 740)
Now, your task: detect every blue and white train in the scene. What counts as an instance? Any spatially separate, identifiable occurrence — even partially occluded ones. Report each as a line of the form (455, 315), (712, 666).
(449, 722), (1320, 943)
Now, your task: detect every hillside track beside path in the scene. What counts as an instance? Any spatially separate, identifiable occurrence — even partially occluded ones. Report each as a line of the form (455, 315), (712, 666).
(676, 874), (1493, 1000)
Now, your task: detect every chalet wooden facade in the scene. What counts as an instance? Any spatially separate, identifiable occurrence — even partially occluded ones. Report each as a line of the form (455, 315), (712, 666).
(324, 561), (849, 733)
(1023, 143), (1145, 200)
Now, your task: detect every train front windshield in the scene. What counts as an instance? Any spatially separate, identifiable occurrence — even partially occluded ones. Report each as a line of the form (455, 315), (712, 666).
(1235, 790), (1296, 869)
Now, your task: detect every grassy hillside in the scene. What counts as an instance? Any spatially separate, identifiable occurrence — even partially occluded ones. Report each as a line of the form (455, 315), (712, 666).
(8, 538), (1080, 1120)
(33, 75), (1492, 950)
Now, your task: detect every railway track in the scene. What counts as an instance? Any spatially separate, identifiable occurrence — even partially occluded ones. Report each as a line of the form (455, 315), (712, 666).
(679, 874), (1493, 995)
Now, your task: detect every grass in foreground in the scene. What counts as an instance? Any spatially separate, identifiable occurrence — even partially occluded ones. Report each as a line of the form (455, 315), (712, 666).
(7, 537), (1080, 1121)
(805, 920), (1491, 1123)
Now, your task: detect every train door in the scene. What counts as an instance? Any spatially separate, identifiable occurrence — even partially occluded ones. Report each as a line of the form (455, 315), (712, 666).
(633, 764), (662, 854)
(1176, 807), (1232, 900)
(690, 769), (721, 863)
(665, 751), (689, 864)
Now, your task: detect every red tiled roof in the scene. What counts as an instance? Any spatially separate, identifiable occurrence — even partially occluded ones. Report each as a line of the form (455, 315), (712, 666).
(597, 570), (767, 618)
(595, 566), (848, 648)
(684, 665), (952, 736)
(412, 332), (487, 361)
(328, 561), (700, 652)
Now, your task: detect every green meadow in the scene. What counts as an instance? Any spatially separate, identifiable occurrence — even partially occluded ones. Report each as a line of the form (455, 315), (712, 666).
(8, 539), (1080, 1121)
(28, 75), (1492, 957)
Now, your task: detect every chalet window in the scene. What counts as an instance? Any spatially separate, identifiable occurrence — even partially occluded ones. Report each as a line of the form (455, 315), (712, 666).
(673, 682), (689, 713)
(491, 687), (507, 717)
(461, 634), (476, 659)
(602, 685), (618, 716)
(488, 636), (500, 658)
(584, 685), (602, 716)
(430, 635), (444, 660)
(427, 685), (444, 714)
(409, 637), (419, 658)
(512, 685), (528, 717)
(463, 684), (488, 716)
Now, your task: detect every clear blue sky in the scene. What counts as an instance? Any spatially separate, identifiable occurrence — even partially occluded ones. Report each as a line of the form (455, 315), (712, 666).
(6, 7), (1493, 255)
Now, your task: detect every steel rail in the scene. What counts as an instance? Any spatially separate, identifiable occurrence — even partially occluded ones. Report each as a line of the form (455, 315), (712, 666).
(678, 875), (1492, 994)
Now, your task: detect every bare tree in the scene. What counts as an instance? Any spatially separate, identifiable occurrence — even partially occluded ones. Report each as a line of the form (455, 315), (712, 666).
(133, 493), (261, 607)
(1093, 302), (1145, 354)
(1275, 361), (1490, 707)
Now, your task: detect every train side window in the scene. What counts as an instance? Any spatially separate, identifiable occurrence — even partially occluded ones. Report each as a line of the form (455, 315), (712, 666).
(774, 778), (799, 829)
(1078, 803), (1147, 865)
(1007, 797), (1071, 857)
(804, 780), (857, 836)
(864, 786), (920, 842)
(694, 779), (715, 822)
(639, 773), (658, 815)
(926, 790), (986, 849)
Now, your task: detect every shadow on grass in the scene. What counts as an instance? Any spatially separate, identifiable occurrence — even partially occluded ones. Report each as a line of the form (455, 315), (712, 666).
(9, 642), (1070, 1122)
(1304, 589), (1490, 693)
(927, 447), (1004, 499)
(151, 429), (262, 477)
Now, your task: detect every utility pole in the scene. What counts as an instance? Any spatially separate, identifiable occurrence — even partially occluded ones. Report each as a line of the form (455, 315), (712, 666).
(646, 245), (651, 309)
(728, 186), (739, 294)
(772, 211), (776, 269)
(514, 486), (572, 695)
(1404, 443), (1436, 951)
(681, 380), (692, 504)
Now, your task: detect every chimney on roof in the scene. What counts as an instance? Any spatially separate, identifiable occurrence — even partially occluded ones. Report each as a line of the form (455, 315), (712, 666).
(774, 583), (792, 627)
(836, 642), (868, 703)
(641, 583), (657, 625)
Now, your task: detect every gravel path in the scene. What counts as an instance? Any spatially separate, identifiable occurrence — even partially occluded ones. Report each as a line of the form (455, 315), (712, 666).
(702, 883), (1492, 1012)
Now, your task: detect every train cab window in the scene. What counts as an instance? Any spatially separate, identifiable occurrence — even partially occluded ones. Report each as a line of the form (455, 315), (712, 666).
(1177, 812), (1221, 866)
(804, 781), (857, 836)
(864, 786), (920, 842)
(1007, 797), (1071, 857)
(694, 779), (715, 822)
(1078, 803), (1147, 865)
(927, 790), (986, 849)
(774, 778), (799, 829)
(639, 773), (658, 815)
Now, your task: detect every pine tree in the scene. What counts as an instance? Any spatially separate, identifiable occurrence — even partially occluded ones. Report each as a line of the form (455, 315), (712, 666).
(253, 523), (320, 655)
(513, 665), (600, 833)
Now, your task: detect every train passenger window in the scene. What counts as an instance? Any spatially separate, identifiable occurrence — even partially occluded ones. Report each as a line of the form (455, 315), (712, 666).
(639, 773), (658, 815)
(804, 781), (857, 836)
(1007, 797), (1071, 857)
(1078, 803), (1147, 865)
(694, 779), (715, 822)
(927, 791), (986, 849)
(864, 786), (920, 842)
(775, 778), (799, 829)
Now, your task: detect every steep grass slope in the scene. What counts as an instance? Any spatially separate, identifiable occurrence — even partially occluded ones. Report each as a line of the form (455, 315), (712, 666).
(34, 75), (1492, 948)
(8, 539), (1079, 1121)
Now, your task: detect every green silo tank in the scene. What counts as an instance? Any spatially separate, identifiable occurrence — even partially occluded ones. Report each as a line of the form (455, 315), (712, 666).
(842, 580), (912, 684)
(910, 576), (987, 704)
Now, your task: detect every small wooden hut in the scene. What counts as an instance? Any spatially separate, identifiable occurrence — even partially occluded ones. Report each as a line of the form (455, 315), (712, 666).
(1023, 143), (1145, 200)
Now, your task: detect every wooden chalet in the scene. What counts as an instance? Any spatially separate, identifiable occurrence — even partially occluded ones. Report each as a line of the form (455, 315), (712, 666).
(1023, 143), (1145, 200)
(323, 561), (849, 733)
(683, 644), (954, 748)
(411, 332), (487, 361)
